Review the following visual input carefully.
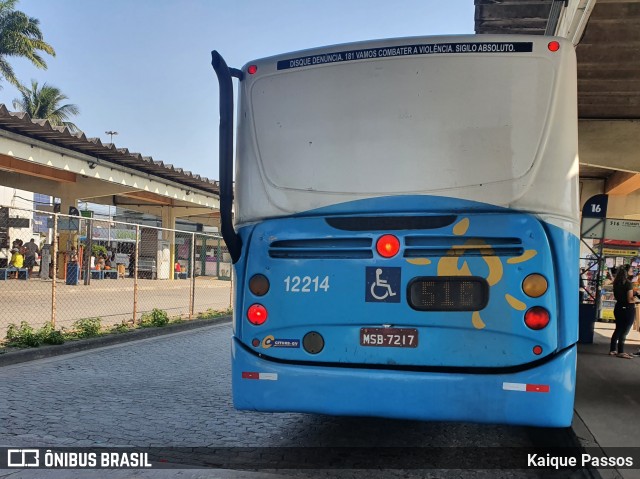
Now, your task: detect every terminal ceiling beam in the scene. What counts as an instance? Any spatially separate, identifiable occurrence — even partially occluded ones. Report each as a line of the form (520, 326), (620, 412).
(109, 202), (220, 227)
(0, 153), (76, 183)
(0, 170), (64, 195)
(574, 1), (640, 119)
(579, 120), (640, 174)
(121, 191), (173, 206)
(605, 171), (640, 195)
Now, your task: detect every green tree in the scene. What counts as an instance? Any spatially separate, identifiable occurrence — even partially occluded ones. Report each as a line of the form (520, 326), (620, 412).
(0, 0), (55, 89)
(13, 79), (80, 132)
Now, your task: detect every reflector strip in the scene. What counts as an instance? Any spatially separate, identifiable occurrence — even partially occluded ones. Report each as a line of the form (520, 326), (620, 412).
(242, 372), (278, 381)
(503, 382), (549, 393)
(526, 384), (550, 393)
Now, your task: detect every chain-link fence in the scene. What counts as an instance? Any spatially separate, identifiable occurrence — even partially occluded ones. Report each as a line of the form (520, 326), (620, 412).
(0, 204), (232, 341)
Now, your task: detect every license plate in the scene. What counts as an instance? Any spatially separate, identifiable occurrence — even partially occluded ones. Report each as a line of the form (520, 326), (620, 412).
(360, 328), (418, 348)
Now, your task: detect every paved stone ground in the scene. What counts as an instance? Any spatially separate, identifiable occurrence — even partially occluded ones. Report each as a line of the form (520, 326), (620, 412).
(0, 324), (592, 478)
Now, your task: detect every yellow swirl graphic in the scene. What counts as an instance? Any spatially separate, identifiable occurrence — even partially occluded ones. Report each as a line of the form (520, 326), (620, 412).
(437, 257), (472, 276)
(472, 311), (486, 329)
(505, 294), (526, 311)
(438, 239), (503, 285)
(483, 252), (503, 286)
(436, 225), (508, 329)
(507, 250), (538, 264)
(407, 258), (431, 266)
(453, 218), (470, 236)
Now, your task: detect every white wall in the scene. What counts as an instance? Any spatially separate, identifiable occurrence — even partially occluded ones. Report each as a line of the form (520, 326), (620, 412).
(0, 187), (37, 259)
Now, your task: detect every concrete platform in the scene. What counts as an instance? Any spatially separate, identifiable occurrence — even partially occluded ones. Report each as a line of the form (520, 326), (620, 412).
(574, 321), (640, 479)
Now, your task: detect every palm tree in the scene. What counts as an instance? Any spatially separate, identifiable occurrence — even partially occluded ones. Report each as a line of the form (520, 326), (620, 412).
(0, 0), (55, 88)
(13, 80), (80, 132)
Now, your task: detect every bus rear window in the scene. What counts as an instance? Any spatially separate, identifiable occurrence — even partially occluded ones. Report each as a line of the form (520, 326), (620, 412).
(250, 56), (554, 195)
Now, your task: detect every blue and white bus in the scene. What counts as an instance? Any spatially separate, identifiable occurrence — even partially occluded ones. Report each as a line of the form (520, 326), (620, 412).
(212, 34), (579, 427)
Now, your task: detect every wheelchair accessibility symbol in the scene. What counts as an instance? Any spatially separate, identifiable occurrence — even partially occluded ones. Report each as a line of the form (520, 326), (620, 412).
(365, 267), (401, 303)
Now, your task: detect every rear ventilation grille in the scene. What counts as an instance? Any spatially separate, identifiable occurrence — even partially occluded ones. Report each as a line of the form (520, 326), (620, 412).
(269, 238), (373, 259)
(269, 236), (523, 259)
(404, 236), (523, 257)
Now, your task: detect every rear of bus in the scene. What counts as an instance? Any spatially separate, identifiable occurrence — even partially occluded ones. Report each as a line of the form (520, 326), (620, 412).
(220, 35), (579, 427)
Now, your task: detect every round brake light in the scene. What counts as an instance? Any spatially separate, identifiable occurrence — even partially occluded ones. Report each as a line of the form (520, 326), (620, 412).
(376, 234), (400, 258)
(548, 41), (560, 52)
(247, 304), (268, 325)
(524, 307), (550, 330)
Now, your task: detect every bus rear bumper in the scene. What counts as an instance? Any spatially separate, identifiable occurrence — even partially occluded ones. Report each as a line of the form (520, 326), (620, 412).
(232, 339), (576, 427)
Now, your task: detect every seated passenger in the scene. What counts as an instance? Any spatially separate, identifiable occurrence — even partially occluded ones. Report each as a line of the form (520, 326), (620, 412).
(9, 248), (24, 278)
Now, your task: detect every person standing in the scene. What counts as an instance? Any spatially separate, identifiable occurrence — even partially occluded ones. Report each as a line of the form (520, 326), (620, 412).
(610, 264), (637, 359)
(128, 249), (136, 278)
(23, 238), (40, 275)
(68, 245), (79, 264)
(579, 267), (587, 303)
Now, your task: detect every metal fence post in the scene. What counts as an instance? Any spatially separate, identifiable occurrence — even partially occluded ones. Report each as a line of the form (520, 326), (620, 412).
(51, 213), (58, 328)
(84, 217), (92, 285)
(217, 237), (221, 278)
(133, 224), (140, 324)
(189, 233), (196, 320)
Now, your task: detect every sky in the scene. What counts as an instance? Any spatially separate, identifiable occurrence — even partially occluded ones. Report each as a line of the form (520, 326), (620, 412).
(1, 0), (474, 182)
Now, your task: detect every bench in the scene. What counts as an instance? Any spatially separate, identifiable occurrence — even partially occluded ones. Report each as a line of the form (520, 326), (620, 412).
(174, 272), (188, 280)
(90, 270), (104, 280)
(103, 270), (118, 279)
(0, 267), (29, 280)
(137, 257), (157, 279)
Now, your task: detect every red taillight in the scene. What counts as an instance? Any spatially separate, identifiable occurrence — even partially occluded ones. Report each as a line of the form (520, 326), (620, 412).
(524, 307), (550, 330)
(548, 41), (560, 52)
(248, 65), (258, 75)
(247, 304), (267, 325)
(376, 234), (400, 258)
(533, 345), (543, 355)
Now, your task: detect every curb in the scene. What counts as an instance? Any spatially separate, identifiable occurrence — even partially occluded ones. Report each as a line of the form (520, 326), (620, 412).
(0, 316), (232, 367)
(572, 410), (622, 479)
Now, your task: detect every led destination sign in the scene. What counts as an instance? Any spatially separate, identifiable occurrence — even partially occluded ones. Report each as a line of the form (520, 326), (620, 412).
(408, 276), (489, 312)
